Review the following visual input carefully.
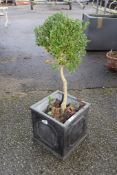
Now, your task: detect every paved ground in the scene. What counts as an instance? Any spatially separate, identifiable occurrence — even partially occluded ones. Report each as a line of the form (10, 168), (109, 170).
(0, 4), (117, 92)
(0, 3), (117, 175)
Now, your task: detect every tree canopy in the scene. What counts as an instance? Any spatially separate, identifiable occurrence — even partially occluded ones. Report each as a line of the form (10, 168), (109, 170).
(35, 13), (88, 72)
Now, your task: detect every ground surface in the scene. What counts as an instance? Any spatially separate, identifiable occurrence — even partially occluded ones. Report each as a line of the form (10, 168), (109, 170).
(0, 3), (117, 175)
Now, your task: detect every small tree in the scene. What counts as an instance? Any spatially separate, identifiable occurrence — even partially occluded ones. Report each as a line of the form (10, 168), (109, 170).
(35, 13), (88, 112)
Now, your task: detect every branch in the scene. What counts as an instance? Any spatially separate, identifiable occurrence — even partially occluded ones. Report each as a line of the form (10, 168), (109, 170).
(60, 66), (68, 112)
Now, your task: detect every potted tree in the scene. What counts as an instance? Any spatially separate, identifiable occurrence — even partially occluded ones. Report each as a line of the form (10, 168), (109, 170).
(30, 13), (90, 159)
(106, 50), (117, 71)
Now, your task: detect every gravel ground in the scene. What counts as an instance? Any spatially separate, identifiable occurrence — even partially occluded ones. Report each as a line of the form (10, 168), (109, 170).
(0, 88), (117, 175)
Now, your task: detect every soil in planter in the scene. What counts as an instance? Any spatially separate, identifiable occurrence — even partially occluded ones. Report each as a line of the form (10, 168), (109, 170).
(45, 97), (85, 123)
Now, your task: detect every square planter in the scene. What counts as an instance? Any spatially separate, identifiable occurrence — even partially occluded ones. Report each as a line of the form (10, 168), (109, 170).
(82, 14), (117, 51)
(30, 90), (90, 159)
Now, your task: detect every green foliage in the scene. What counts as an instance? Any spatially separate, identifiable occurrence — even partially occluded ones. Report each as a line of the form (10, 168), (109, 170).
(48, 96), (54, 105)
(35, 13), (88, 72)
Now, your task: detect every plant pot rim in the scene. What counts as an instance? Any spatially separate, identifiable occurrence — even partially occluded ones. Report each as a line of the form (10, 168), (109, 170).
(106, 51), (117, 60)
(30, 90), (90, 127)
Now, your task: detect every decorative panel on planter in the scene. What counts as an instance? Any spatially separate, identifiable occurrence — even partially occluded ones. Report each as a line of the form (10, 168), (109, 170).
(30, 90), (90, 159)
(83, 14), (117, 51)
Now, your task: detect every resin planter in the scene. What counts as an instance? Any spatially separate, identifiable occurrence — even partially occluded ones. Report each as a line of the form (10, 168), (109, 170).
(82, 14), (117, 51)
(30, 90), (90, 159)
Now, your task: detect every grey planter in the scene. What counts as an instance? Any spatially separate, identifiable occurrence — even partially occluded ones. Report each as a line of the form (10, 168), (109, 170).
(83, 14), (117, 51)
(30, 90), (90, 160)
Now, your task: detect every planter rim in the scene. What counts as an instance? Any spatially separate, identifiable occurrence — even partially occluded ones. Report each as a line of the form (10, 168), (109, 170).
(83, 13), (117, 18)
(30, 90), (90, 127)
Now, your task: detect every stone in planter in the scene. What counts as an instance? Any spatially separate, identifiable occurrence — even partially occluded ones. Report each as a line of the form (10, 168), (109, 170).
(82, 14), (117, 51)
(30, 90), (90, 159)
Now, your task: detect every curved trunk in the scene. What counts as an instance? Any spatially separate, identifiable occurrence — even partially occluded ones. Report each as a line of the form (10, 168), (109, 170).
(60, 66), (68, 112)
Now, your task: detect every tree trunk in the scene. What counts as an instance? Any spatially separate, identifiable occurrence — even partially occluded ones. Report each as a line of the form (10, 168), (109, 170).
(60, 66), (68, 112)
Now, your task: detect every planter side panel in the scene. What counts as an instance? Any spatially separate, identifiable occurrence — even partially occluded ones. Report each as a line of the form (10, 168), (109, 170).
(83, 14), (117, 51)
(31, 110), (65, 157)
(63, 107), (89, 158)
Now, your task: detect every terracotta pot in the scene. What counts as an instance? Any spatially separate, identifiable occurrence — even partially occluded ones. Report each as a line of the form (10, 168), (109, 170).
(106, 51), (117, 71)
